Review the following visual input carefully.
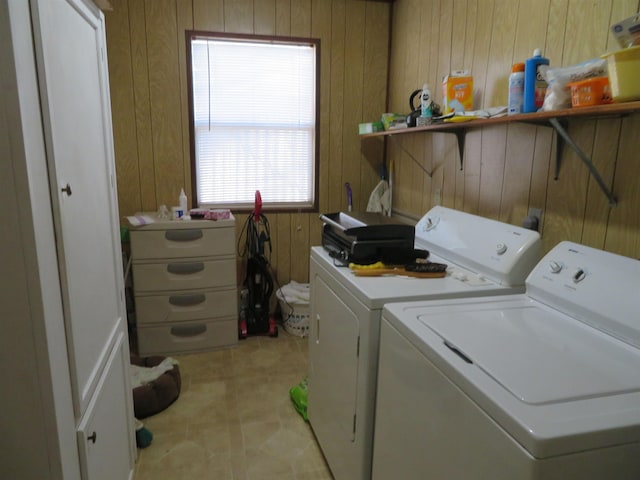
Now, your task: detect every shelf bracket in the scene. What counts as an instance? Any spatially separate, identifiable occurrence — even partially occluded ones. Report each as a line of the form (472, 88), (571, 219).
(551, 119), (566, 181)
(389, 135), (433, 178)
(548, 117), (617, 208)
(454, 129), (465, 171)
(392, 128), (465, 173)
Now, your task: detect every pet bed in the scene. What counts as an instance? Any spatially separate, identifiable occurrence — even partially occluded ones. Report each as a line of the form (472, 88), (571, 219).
(130, 355), (181, 419)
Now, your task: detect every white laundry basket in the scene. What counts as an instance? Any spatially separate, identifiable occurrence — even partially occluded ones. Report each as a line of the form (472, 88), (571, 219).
(276, 282), (310, 337)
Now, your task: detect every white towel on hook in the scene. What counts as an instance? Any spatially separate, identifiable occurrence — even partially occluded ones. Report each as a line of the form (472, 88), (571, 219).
(366, 179), (391, 216)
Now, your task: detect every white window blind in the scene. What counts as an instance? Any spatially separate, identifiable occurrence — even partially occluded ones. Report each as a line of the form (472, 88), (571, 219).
(190, 36), (317, 209)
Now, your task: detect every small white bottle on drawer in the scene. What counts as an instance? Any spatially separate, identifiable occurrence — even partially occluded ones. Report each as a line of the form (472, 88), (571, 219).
(179, 188), (188, 217)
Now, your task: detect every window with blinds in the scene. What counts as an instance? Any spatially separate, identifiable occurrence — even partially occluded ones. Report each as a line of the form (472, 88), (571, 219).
(187, 32), (319, 211)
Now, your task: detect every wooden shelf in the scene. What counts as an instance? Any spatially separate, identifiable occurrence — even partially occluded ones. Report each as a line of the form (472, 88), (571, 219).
(361, 101), (640, 207)
(360, 101), (640, 139)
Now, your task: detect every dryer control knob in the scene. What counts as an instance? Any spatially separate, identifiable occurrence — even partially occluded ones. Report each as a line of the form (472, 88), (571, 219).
(549, 261), (563, 274)
(423, 215), (440, 231)
(496, 243), (507, 255)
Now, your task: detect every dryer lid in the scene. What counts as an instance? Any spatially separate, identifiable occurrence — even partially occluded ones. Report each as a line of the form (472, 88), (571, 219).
(420, 303), (640, 405)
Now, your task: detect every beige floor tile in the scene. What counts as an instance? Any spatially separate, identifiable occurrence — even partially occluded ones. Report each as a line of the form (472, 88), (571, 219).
(243, 446), (296, 480)
(134, 331), (332, 480)
(135, 439), (233, 480)
(295, 471), (334, 480)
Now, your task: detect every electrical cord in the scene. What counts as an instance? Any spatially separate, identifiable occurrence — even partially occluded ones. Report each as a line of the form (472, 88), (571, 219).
(245, 256), (274, 324)
(237, 212), (272, 261)
(236, 211), (296, 325)
(237, 211), (275, 327)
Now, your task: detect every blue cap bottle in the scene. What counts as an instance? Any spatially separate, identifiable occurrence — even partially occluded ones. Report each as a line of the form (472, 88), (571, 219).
(523, 49), (550, 113)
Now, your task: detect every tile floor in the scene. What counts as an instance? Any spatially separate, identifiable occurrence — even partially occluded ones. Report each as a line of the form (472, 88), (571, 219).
(133, 332), (333, 480)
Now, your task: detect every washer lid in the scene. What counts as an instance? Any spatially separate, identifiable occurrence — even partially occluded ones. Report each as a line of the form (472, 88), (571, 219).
(421, 304), (640, 405)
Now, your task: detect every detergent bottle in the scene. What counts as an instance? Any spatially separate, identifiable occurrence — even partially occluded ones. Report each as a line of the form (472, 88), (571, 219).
(523, 49), (549, 113)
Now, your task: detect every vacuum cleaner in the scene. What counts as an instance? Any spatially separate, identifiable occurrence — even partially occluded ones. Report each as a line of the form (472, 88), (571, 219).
(238, 191), (278, 339)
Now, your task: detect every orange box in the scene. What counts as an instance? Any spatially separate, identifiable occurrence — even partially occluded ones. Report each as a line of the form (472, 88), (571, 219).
(442, 71), (473, 114)
(567, 77), (612, 107)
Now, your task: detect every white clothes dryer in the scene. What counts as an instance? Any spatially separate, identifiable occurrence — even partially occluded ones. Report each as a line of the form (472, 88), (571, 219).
(307, 206), (541, 480)
(373, 241), (640, 480)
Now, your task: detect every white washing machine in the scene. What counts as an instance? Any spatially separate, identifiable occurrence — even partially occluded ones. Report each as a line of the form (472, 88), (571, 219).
(307, 206), (542, 480)
(373, 241), (640, 480)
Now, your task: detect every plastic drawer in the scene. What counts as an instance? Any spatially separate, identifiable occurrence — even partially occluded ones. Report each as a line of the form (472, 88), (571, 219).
(132, 258), (236, 292)
(137, 317), (238, 356)
(130, 225), (235, 260)
(134, 287), (237, 325)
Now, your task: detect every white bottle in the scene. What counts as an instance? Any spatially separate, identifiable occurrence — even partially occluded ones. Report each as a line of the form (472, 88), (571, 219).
(508, 63), (525, 115)
(420, 83), (433, 118)
(179, 188), (188, 215)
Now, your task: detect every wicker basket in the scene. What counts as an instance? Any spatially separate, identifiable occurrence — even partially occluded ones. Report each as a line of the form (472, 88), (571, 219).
(277, 290), (310, 338)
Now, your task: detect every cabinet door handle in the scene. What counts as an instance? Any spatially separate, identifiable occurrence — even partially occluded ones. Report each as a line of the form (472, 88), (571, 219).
(165, 229), (203, 242)
(61, 183), (72, 196)
(169, 293), (206, 307)
(87, 431), (97, 444)
(170, 324), (206, 337)
(167, 262), (204, 275)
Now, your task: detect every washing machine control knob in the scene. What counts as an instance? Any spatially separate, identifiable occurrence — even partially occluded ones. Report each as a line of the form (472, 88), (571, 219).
(496, 243), (507, 255)
(549, 261), (563, 274)
(573, 268), (586, 283)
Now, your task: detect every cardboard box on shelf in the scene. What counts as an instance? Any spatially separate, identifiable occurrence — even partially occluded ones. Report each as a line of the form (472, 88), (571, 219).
(442, 71), (473, 114)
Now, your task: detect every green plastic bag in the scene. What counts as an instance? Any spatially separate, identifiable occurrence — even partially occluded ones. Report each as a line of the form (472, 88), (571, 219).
(289, 377), (308, 421)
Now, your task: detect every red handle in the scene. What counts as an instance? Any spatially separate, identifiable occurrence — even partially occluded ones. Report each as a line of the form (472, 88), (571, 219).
(254, 190), (262, 222)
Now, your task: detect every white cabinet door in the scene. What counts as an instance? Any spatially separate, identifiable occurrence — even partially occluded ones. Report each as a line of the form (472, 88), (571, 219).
(307, 273), (360, 479)
(77, 333), (132, 480)
(308, 275), (360, 441)
(28, 0), (134, 477)
(30, 0), (126, 415)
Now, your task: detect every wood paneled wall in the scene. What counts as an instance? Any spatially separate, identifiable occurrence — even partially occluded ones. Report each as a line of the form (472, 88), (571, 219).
(105, 0), (391, 285)
(106, 0), (640, 286)
(386, 0), (640, 258)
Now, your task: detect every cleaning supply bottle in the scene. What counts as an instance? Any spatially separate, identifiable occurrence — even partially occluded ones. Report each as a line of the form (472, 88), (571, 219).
(420, 83), (433, 118)
(508, 62), (525, 115)
(523, 49), (549, 113)
(179, 188), (188, 215)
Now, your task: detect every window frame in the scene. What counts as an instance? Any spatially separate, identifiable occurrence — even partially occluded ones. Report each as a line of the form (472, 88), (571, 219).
(185, 30), (321, 213)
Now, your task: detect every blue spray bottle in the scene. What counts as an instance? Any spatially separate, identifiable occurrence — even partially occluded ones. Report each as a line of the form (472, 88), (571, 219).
(523, 49), (549, 113)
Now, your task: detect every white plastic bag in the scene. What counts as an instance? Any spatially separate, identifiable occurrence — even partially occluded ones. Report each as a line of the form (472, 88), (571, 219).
(277, 281), (310, 305)
(540, 58), (608, 111)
